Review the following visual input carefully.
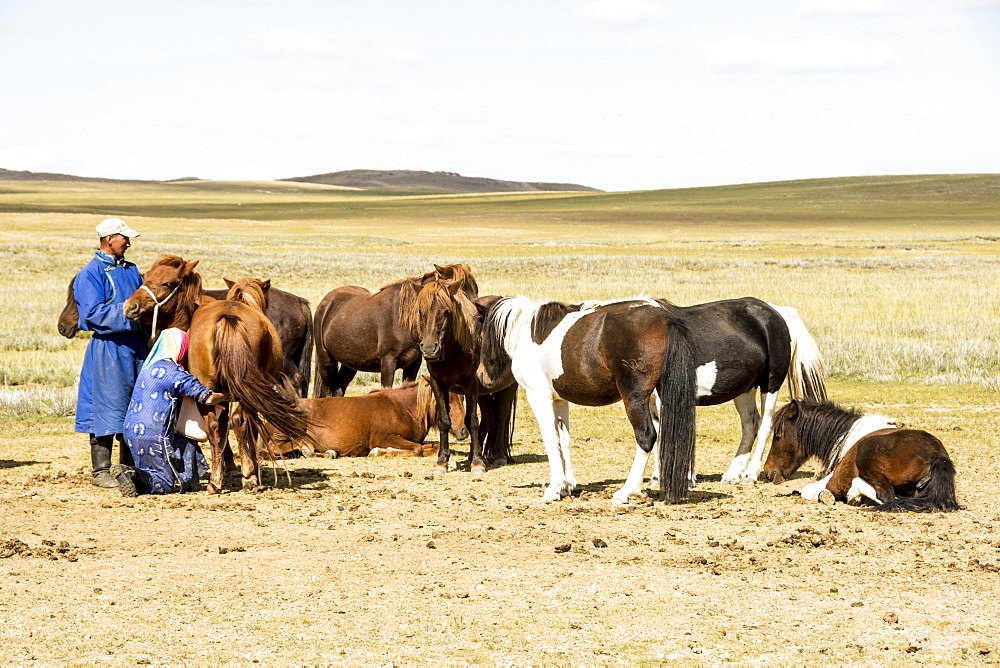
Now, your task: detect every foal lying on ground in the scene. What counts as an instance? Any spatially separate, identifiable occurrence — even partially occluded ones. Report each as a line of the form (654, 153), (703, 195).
(763, 400), (959, 512)
(258, 377), (468, 459)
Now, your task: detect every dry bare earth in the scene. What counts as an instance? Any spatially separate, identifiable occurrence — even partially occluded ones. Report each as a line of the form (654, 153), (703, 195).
(2, 383), (999, 665)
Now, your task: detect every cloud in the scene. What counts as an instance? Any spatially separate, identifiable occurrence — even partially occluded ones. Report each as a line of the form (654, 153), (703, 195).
(572, 0), (673, 27)
(251, 28), (339, 56)
(706, 37), (894, 73)
(799, 0), (893, 15)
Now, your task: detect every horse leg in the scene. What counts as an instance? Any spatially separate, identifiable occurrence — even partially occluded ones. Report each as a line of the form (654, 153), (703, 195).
(612, 392), (659, 505)
(332, 365), (357, 398)
(466, 389), (485, 474)
(204, 405), (227, 494)
(368, 435), (434, 457)
(430, 380), (453, 475)
(313, 344), (334, 398)
(800, 472), (835, 502)
(721, 391), (760, 484)
(401, 358), (421, 384)
(739, 390), (779, 483)
(239, 428), (260, 492)
(847, 474), (894, 506)
(379, 356), (399, 388)
(524, 391), (573, 502)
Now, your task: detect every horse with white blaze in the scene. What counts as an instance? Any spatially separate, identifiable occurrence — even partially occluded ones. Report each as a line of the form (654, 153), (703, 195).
(476, 295), (827, 504)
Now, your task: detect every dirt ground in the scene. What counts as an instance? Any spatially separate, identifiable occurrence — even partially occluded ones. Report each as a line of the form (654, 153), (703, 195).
(2, 385), (999, 666)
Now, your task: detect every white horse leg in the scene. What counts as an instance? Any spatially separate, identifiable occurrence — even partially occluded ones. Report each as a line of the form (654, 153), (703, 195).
(721, 391), (760, 484)
(525, 391), (572, 502)
(847, 477), (880, 506)
(801, 473), (834, 501)
(648, 391), (661, 488)
(741, 391), (779, 483)
(554, 400), (575, 493)
(613, 445), (650, 505)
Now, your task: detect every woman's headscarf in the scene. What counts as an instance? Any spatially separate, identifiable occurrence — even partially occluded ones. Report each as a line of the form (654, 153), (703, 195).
(142, 327), (189, 369)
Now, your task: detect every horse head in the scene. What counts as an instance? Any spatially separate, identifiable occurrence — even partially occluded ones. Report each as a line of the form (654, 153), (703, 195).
(123, 255), (203, 331)
(408, 280), (478, 362)
(224, 277), (271, 313)
(763, 400), (806, 484)
(475, 296), (515, 390)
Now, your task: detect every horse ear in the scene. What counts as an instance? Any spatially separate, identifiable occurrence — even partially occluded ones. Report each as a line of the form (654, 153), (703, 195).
(180, 260), (199, 277)
(258, 279), (271, 292)
(223, 278), (235, 288)
(446, 279), (463, 296)
(786, 400), (800, 421)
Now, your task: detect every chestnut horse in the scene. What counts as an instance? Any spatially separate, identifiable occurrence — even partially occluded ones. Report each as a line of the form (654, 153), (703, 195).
(764, 400), (959, 512)
(259, 377), (468, 459)
(312, 264), (477, 397)
(184, 278), (312, 492)
(65, 256), (313, 396)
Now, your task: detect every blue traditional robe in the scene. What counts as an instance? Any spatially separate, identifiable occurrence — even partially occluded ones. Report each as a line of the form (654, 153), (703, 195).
(73, 251), (147, 436)
(123, 359), (214, 494)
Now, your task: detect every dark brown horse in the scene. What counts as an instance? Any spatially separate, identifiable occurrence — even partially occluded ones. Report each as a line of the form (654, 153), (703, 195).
(405, 280), (519, 475)
(764, 400), (959, 512)
(184, 278), (312, 493)
(312, 263), (477, 397)
(259, 377), (468, 459)
(64, 256), (313, 396)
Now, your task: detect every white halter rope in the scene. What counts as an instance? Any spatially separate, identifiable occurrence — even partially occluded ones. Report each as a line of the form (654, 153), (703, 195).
(140, 282), (182, 340)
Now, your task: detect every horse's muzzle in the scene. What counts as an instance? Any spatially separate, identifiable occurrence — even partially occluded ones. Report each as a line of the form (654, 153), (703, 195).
(420, 343), (443, 362)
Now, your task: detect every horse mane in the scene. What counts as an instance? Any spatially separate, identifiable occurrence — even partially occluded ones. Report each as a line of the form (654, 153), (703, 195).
(226, 279), (269, 313)
(407, 280), (480, 352)
(150, 255), (204, 306)
(530, 301), (581, 344)
(433, 263), (479, 297)
(775, 400), (863, 475)
(415, 376), (437, 434)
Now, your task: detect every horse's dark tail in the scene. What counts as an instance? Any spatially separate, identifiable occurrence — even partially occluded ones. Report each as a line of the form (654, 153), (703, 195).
(214, 312), (314, 453)
(297, 297), (314, 398)
(657, 319), (697, 504)
(874, 455), (959, 512)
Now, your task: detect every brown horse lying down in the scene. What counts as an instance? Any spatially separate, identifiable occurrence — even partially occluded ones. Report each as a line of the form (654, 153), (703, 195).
(261, 377), (468, 459)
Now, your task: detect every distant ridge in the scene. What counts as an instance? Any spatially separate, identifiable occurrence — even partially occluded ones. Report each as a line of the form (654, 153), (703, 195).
(0, 167), (151, 184)
(280, 169), (602, 193)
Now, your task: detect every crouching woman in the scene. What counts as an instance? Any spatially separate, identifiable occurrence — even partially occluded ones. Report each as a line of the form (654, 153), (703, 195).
(111, 328), (226, 496)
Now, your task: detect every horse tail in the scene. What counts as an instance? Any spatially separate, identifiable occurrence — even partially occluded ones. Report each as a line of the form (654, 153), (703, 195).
(771, 304), (828, 402)
(213, 312), (313, 452)
(297, 297), (314, 397)
(657, 318), (697, 503)
(874, 454), (959, 512)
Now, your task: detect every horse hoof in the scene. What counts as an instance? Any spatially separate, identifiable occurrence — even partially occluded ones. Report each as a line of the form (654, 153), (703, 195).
(471, 465), (487, 475)
(818, 489), (835, 505)
(433, 465), (448, 475)
(242, 480), (258, 493)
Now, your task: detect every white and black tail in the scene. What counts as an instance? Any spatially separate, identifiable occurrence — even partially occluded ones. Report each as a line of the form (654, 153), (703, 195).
(770, 304), (828, 402)
(657, 319), (697, 503)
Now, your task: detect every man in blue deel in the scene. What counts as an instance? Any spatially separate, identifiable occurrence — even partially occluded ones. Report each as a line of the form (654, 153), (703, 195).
(73, 217), (148, 488)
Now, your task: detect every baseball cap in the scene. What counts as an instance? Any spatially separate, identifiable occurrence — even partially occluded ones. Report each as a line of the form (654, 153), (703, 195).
(95, 217), (140, 238)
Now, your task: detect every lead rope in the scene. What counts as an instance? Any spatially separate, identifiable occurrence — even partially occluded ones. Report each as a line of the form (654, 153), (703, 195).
(139, 283), (182, 340)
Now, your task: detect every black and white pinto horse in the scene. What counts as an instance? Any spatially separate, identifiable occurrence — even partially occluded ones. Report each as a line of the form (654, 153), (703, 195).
(477, 295), (827, 504)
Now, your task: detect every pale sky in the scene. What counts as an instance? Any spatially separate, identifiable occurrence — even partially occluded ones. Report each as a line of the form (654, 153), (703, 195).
(2, 0), (998, 191)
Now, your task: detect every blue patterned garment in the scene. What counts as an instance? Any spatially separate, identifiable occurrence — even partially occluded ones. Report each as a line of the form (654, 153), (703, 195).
(123, 358), (214, 494)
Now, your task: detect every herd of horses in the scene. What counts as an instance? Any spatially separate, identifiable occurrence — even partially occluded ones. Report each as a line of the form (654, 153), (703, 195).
(58, 256), (959, 512)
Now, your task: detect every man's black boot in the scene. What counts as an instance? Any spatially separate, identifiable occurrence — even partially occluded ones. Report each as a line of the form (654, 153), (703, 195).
(89, 435), (117, 488)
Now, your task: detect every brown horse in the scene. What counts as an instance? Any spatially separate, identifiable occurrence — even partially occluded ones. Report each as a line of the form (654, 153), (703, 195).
(764, 400), (959, 512)
(184, 278), (312, 492)
(67, 255), (313, 396)
(312, 263), (477, 397)
(405, 280), (519, 475)
(259, 377), (468, 459)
